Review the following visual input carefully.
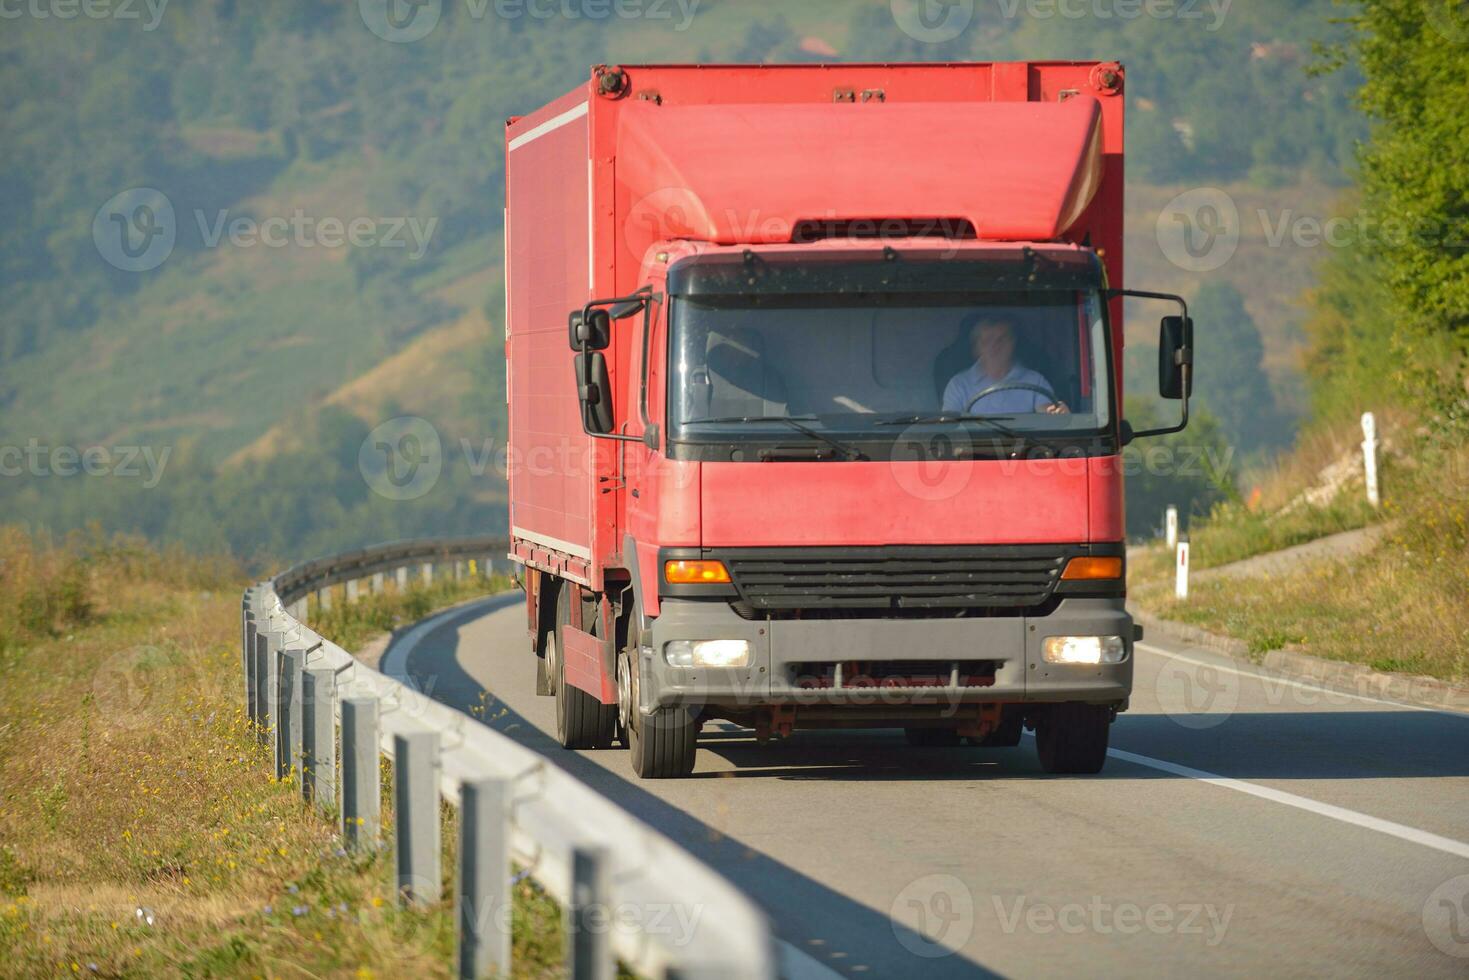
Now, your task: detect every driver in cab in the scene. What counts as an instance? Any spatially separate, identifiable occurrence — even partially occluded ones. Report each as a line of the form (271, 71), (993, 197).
(941, 317), (1070, 415)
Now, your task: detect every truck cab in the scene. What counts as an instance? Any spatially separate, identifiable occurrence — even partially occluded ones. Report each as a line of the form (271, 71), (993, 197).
(505, 63), (1194, 777)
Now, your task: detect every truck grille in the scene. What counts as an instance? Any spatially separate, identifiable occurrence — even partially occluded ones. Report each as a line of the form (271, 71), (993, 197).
(721, 546), (1068, 612)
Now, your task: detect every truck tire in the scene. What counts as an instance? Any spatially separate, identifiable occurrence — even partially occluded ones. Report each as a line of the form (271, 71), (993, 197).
(904, 727), (961, 747)
(1035, 703), (1110, 774)
(618, 624), (697, 778)
(552, 586), (616, 750)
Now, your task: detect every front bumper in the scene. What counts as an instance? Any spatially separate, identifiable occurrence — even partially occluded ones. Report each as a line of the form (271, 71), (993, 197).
(638, 597), (1133, 715)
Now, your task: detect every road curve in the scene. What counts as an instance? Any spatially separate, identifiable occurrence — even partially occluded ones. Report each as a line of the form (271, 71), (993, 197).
(382, 594), (1469, 978)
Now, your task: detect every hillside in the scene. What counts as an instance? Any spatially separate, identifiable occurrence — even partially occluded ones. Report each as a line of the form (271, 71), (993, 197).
(0, 0), (1366, 558)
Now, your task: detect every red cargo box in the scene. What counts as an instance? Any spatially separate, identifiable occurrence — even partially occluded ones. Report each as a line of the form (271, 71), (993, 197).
(504, 62), (1125, 587)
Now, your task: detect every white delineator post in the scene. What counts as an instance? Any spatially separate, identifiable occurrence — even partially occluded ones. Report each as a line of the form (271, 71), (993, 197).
(1175, 541), (1190, 600)
(1362, 411), (1380, 508)
(1165, 505), (1179, 550)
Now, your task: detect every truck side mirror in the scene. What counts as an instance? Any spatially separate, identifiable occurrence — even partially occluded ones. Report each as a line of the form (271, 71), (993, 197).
(1158, 315), (1194, 400)
(568, 308), (612, 352)
(1107, 287), (1192, 441)
(575, 352), (615, 434)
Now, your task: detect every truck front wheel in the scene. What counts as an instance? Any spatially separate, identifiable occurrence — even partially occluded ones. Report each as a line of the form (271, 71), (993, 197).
(1035, 703), (1111, 774)
(618, 644), (697, 778)
(552, 586), (616, 750)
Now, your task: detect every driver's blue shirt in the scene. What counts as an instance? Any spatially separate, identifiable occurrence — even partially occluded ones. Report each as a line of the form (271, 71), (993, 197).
(941, 362), (1055, 414)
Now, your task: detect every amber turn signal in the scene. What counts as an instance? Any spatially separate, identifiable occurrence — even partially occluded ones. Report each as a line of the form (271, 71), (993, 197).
(1061, 556), (1124, 581)
(664, 559), (732, 584)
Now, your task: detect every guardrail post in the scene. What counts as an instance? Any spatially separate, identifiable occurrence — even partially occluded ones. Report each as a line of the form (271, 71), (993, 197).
(396, 566), (409, 591)
(257, 629), (281, 742)
(302, 669), (337, 808)
(277, 648), (305, 780)
(243, 609), (258, 719)
(372, 572), (385, 595)
(458, 778), (511, 980)
(421, 562), (434, 586)
(454, 560), (464, 582)
(346, 579), (360, 603)
(569, 846), (612, 980)
(318, 586), (333, 613)
(342, 697), (380, 848)
(394, 732), (441, 907)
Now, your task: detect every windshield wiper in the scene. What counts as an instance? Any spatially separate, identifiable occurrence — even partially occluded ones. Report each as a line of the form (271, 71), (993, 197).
(698, 415), (868, 461)
(876, 413), (1018, 434)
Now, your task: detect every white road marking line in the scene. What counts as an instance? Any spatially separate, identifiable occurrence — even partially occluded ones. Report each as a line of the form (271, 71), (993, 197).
(1105, 746), (1469, 861)
(380, 596), (507, 684)
(777, 940), (848, 980)
(1136, 641), (1467, 717)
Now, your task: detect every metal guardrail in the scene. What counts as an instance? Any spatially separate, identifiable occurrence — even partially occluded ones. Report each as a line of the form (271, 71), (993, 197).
(241, 538), (776, 980)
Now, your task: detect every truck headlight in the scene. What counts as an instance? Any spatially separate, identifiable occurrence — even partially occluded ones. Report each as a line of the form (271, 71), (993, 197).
(1043, 635), (1126, 665)
(664, 639), (750, 668)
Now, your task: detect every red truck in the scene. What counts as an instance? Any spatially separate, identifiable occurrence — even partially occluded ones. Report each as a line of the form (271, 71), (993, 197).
(504, 63), (1194, 778)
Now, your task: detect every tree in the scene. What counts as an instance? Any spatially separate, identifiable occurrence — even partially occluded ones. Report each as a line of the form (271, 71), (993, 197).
(1189, 282), (1286, 456)
(1122, 399), (1234, 538)
(1319, 0), (1469, 424)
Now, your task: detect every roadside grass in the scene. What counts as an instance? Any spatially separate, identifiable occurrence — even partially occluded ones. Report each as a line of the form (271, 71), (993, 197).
(1130, 447), (1469, 682)
(307, 568), (515, 652)
(1176, 493), (1379, 571)
(0, 529), (566, 978)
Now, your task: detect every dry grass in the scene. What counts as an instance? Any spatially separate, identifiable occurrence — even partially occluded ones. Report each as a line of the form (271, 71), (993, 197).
(308, 568), (514, 654)
(1132, 445), (1469, 681)
(0, 530), (566, 978)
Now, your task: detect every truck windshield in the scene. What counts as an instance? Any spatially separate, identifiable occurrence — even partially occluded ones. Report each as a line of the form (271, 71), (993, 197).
(668, 289), (1112, 453)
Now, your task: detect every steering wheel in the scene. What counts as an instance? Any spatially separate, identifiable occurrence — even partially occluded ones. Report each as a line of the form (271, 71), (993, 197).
(964, 382), (1058, 415)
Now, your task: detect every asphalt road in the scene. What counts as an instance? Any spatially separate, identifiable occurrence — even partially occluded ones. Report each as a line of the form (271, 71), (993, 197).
(384, 594), (1469, 978)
